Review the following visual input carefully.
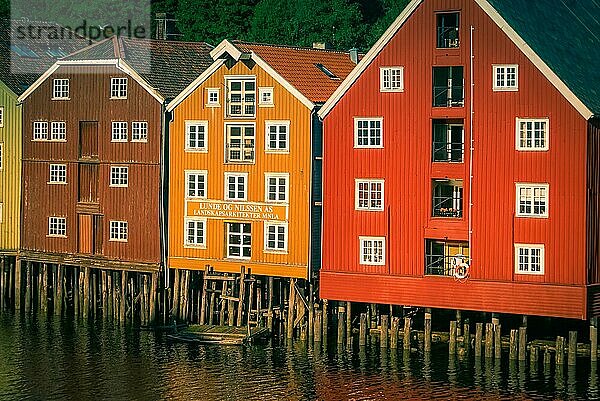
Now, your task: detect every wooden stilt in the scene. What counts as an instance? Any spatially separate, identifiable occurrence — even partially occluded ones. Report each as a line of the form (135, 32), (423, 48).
(322, 299), (328, 344)
(101, 270), (108, 320)
(449, 321), (457, 354)
(337, 305), (346, 345)
(463, 320), (471, 351)
(424, 309), (432, 352)
(129, 277), (134, 320)
(172, 269), (180, 321)
(0, 258), (5, 310)
(228, 273), (237, 326)
(346, 301), (352, 345)
(92, 271), (98, 319)
(475, 322), (483, 357)
(568, 331), (577, 366)
(485, 323), (493, 358)
(591, 321), (598, 362)
(14, 258), (21, 312)
(556, 336), (565, 365)
(494, 324), (502, 360)
(83, 267), (90, 318)
(112, 272), (118, 321)
(403, 317), (411, 350)
(509, 329), (518, 360)
(7, 260), (13, 310)
(518, 327), (527, 361)
(74, 268), (80, 317)
(456, 310), (462, 336)
(219, 274), (228, 325)
(106, 272), (113, 321)
(56, 265), (64, 316)
(120, 271), (126, 322)
(25, 261), (32, 313)
(256, 282), (262, 327)
(236, 267), (246, 326)
(543, 345), (552, 366)
(380, 313), (388, 348)
(208, 281), (216, 325)
(530, 345), (539, 368)
(37, 263), (42, 312)
(200, 267), (209, 325)
(267, 276), (274, 332)
(150, 273), (157, 324)
(141, 275), (148, 325)
(390, 316), (399, 349)
(314, 309), (323, 343)
(359, 313), (367, 346)
(287, 278), (296, 340)
(308, 283), (314, 339)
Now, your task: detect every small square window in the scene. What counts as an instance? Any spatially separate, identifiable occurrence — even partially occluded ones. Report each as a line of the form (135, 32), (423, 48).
(52, 78), (70, 99)
(110, 166), (128, 187)
(110, 77), (128, 99)
(259, 87), (274, 106)
(516, 118), (549, 151)
(206, 88), (220, 107)
(226, 222), (252, 259)
(51, 121), (66, 141)
(185, 121), (208, 151)
(132, 121), (148, 142)
(48, 217), (67, 237)
(516, 183), (549, 218)
(185, 170), (207, 198)
(493, 65), (519, 91)
(264, 222), (287, 252)
(359, 236), (386, 265)
(515, 244), (545, 275)
(225, 173), (247, 201)
(265, 173), (289, 203)
(355, 179), (384, 211)
(111, 121), (128, 142)
(380, 67), (404, 92)
(354, 118), (383, 148)
(33, 121), (48, 140)
(225, 124), (255, 163)
(49, 164), (67, 184)
(184, 218), (206, 247)
(265, 121), (289, 152)
(109, 220), (128, 242)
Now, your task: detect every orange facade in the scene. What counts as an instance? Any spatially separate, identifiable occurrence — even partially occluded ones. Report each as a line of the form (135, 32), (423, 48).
(168, 59), (314, 279)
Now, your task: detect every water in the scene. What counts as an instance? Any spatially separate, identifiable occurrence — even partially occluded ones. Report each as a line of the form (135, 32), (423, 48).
(0, 313), (598, 401)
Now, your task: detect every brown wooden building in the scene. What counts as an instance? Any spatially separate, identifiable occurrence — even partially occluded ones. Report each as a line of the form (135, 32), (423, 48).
(18, 37), (213, 272)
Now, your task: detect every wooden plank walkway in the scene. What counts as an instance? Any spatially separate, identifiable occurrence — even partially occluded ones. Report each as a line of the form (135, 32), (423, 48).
(167, 325), (269, 345)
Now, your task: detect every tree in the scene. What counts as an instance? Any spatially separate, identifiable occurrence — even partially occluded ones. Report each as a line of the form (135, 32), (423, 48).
(366, 0), (411, 46)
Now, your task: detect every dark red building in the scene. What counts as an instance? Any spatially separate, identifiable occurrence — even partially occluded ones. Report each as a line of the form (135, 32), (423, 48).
(318, 0), (600, 319)
(19, 37), (213, 272)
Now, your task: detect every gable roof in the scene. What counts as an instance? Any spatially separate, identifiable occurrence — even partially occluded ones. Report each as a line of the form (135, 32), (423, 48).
(318, 0), (598, 120)
(18, 36), (214, 103)
(0, 19), (89, 95)
(167, 39), (356, 112)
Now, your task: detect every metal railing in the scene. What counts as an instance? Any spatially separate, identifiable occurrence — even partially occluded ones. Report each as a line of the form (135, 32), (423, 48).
(433, 140), (464, 162)
(425, 253), (468, 276)
(433, 85), (464, 107)
(432, 194), (463, 217)
(437, 27), (459, 48)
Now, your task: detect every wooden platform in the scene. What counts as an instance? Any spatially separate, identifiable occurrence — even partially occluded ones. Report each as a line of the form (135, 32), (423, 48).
(167, 325), (270, 345)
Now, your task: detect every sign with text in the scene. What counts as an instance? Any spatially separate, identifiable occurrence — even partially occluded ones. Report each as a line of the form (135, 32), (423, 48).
(186, 200), (288, 222)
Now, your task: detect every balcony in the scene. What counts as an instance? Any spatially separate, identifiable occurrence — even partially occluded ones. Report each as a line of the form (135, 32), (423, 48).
(433, 121), (464, 162)
(432, 179), (463, 218)
(425, 239), (469, 276)
(436, 12), (460, 48)
(433, 66), (464, 107)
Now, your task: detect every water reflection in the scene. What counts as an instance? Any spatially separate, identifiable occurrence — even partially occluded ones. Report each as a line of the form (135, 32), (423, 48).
(0, 313), (596, 401)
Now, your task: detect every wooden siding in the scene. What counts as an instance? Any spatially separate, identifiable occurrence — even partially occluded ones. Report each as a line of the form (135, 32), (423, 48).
(321, 0), (589, 318)
(588, 118), (600, 285)
(0, 82), (21, 252)
(168, 61), (313, 279)
(21, 64), (162, 266)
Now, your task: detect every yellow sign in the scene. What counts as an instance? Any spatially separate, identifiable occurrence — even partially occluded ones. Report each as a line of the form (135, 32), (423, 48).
(186, 200), (288, 221)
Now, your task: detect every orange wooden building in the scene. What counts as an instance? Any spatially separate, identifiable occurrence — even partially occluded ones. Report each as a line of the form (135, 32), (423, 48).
(166, 40), (356, 280)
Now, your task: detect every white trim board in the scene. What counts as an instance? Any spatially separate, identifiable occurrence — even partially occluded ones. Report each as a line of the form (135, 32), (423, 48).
(318, 0), (593, 120)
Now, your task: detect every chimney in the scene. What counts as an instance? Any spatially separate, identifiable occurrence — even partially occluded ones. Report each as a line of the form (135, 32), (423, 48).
(349, 48), (359, 64)
(312, 42), (331, 50)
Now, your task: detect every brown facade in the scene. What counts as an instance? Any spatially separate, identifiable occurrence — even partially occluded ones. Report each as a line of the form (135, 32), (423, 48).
(21, 64), (162, 269)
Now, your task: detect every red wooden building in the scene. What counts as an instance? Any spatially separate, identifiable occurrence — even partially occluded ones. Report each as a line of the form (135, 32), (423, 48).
(318, 0), (600, 320)
(18, 37), (213, 272)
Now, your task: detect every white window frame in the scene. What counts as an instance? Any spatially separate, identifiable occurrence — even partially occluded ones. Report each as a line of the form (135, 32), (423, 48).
(109, 220), (128, 242)
(48, 216), (67, 237)
(33, 121), (48, 140)
(380, 67), (404, 92)
(226, 222), (252, 260)
(50, 121), (66, 141)
(264, 173), (289, 203)
(265, 120), (290, 153)
(514, 244), (545, 275)
(259, 87), (274, 106)
(131, 121), (148, 142)
(354, 117), (383, 148)
(264, 221), (288, 253)
(185, 120), (208, 152)
(0, 106), (4, 127)
(206, 88), (220, 107)
(225, 123), (255, 163)
(359, 236), (386, 266)
(52, 78), (70, 100)
(48, 163), (67, 184)
(110, 165), (129, 187)
(493, 64), (519, 91)
(110, 77), (128, 99)
(185, 170), (207, 199)
(516, 118), (549, 151)
(225, 76), (256, 118)
(355, 179), (384, 211)
(111, 121), (128, 142)
(224, 172), (248, 201)
(184, 218), (207, 248)
(515, 183), (549, 218)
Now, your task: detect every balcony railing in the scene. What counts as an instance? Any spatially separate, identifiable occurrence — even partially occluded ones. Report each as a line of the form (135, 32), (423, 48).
(437, 27), (459, 48)
(425, 253), (469, 276)
(433, 85), (464, 107)
(433, 140), (464, 162)
(432, 183), (463, 218)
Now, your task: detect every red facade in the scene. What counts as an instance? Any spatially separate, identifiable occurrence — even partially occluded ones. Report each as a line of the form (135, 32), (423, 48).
(320, 0), (592, 319)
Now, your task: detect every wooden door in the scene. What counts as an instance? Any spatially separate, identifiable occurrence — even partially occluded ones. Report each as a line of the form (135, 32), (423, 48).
(78, 163), (99, 203)
(93, 215), (103, 255)
(78, 214), (93, 254)
(79, 121), (98, 159)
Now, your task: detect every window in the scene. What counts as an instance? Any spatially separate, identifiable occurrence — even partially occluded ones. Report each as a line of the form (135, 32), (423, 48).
(432, 179), (463, 217)
(433, 66), (464, 107)
(355, 179), (384, 211)
(227, 222), (251, 259)
(380, 67), (404, 92)
(184, 218), (206, 247)
(109, 221), (128, 242)
(493, 65), (519, 91)
(48, 217), (66, 237)
(265, 173), (289, 203)
(432, 120), (464, 162)
(52, 78), (70, 99)
(226, 124), (255, 163)
(515, 244), (545, 275)
(0, 107), (4, 127)
(185, 170), (207, 198)
(425, 240), (470, 276)
(259, 87), (274, 106)
(110, 77), (128, 99)
(0, 143), (2, 170)
(131, 121), (148, 142)
(33, 121), (48, 140)
(516, 183), (548, 218)
(264, 222), (287, 252)
(354, 118), (383, 148)
(111, 122), (127, 142)
(49, 164), (67, 184)
(185, 121), (208, 151)
(315, 63), (339, 80)
(51, 121), (66, 141)
(436, 12), (459, 48)
(226, 77), (256, 117)
(206, 88), (220, 106)
(225, 173), (247, 201)
(110, 166), (128, 187)
(265, 121), (289, 152)
(359, 237), (385, 265)
(516, 118), (549, 151)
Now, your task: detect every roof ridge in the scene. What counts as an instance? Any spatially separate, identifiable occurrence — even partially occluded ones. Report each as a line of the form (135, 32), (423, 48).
(120, 37), (214, 48)
(60, 37), (112, 59)
(233, 40), (351, 54)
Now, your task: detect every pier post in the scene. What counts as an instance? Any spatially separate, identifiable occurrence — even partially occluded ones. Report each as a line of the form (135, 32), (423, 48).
(322, 300), (328, 344)
(456, 310), (462, 336)
(346, 301), (352, 345)
(556, 336), (565, 366)
(106, 272), (113, 320)
(200, 267), (209, 325)
(150, 273), (158, 324)
(484, 323), (493, 358)
(424, 309), (432, 352)
(83, 267), (90, 318)
(359, 313), (367, 346)
(25, 261), (31, 313)
(509, 329), (518, 360)
(120, 271), (126, 322)
(314, 309), (322, 343)
(219, 274), (228, 325)
(228, 273), (236, 326)
(247, 276), (255, 328)
(530, 345), (539, 369)
(172, 269), (180, 320)
(568, 331), (577, 366)
(101, 270), (108, 320)
(92, 271), (98, 319)
(337, 304), (346, 345)
(208, 281), (216, 325)
(390, 316), (399, 349)
(112, 272), (118, 321)
(73, 267), (79, 317)
(591, 319), (598, 362)
(287, 278), (296, 340)
(518, 327), (527, 361)
(267, 276), (274, 332)
(0, 258), (4, 310)
(403, 317), (411, 350)
(449, 321), (457, 354)
(308, 284), (314, 339)
(475, 322), (483, 357)
(380, 313), (388, 348)
(236, 267), (246, 326)
(14, 258), (21, 311)
(543, 345), (552, 366)
(494, 324), (502, 360)
(463, 320), (470, 351)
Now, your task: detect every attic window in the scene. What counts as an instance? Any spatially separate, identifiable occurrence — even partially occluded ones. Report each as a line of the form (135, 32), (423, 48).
(315, 63), (339, 80)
